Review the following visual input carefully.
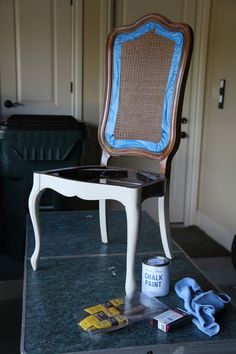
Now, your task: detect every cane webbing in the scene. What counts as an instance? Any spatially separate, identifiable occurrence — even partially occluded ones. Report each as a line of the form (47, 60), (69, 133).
(114, 31), (175, 143)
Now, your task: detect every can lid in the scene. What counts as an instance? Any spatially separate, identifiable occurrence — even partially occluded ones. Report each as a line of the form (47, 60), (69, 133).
(142, 256), (170, 266)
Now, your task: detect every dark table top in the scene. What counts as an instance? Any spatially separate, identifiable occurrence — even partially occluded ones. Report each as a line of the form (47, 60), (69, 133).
(21, 210), (236, 354)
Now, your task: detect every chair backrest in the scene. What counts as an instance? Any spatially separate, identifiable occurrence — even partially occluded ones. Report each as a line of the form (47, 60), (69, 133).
(98, 14), (193, 176)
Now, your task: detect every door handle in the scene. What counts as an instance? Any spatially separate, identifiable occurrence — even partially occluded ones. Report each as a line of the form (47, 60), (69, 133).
(180, 131), (188, 139)
(181, 117), (188, 124)
(4, 100), (24, 108)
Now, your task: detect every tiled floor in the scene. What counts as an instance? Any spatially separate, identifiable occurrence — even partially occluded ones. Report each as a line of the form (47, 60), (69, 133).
(193, 256), (236, 307)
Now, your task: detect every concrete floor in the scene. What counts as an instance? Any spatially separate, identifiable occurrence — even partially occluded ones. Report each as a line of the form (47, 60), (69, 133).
(193, 256), (236, 307)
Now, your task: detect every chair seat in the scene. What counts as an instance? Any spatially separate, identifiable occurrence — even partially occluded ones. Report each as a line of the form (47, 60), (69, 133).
(43, 165), (166, 199)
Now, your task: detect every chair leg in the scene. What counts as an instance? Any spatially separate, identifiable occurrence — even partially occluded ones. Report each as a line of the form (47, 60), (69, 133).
(124, 200), (141, 297)
(158, 193), (173, 260)
(99, 199), (108, 243)
(28, 175), (45, 270)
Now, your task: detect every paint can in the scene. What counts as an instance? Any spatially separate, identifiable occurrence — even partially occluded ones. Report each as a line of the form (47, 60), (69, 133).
(142, 256), (170, 297)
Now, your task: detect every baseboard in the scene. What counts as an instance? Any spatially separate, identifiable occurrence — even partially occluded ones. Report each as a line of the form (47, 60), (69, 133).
(196, 211), (234, 252)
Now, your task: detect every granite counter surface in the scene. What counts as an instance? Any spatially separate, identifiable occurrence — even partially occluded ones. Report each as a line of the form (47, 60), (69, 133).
(21, 211), (236, 354)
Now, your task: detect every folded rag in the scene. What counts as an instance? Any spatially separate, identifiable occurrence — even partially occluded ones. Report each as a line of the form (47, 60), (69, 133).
(175, 277), (231, 336)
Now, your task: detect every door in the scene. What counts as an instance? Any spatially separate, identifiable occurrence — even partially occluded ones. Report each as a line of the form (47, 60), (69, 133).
(0, 0), (74, 118)
(113, 0), (197, 222)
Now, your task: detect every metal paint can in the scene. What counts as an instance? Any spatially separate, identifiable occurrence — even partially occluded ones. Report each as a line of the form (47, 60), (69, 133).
(142, 256), (170, 297)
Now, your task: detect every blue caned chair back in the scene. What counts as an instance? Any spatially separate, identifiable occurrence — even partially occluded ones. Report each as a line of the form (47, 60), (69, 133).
(99, 14), (193, 164)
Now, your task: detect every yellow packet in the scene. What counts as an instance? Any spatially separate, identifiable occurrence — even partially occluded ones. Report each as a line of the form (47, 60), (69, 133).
(79, 315), (96, 331)
(93, 319), (112, 329)
(79, 312), (128, 332)
(85, 298), (124, 317)
(85, 304), (118, 317)
(84, 304), (105, 315)
(79, 312), (112, 330)
(91, 314), (128, 330)
(109, 298), (124, 309)
(113, 314), (128, 326)
(93, 314), (128, 329)
(79, 298), (127, 333)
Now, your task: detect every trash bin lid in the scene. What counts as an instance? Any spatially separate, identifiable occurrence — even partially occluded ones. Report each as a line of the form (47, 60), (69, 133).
(0, 115), (86, 131)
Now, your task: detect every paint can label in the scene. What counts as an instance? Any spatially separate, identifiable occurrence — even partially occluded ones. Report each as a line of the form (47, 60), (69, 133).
(142, 256), (170, 297)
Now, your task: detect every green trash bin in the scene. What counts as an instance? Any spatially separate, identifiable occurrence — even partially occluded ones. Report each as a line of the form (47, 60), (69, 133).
(0, 115), (87, 260)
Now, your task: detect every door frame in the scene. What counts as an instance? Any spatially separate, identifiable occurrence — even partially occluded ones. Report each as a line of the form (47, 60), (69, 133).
(183, 0), (211, 226)
(73, 0), (83, 119)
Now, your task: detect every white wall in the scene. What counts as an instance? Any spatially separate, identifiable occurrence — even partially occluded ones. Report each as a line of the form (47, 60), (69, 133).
(197, 0), (236, 250)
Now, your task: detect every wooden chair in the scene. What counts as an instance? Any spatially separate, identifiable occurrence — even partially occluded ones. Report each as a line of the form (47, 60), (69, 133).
(28, 14), (193, 296)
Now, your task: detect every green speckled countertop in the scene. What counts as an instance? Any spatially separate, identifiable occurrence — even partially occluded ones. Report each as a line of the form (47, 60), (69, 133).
(21, 211), (236, 354)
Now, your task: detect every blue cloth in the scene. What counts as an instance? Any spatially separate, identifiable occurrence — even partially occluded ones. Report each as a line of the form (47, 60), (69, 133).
(105, 21), (184, 154)
(175, 277), (231, 336)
